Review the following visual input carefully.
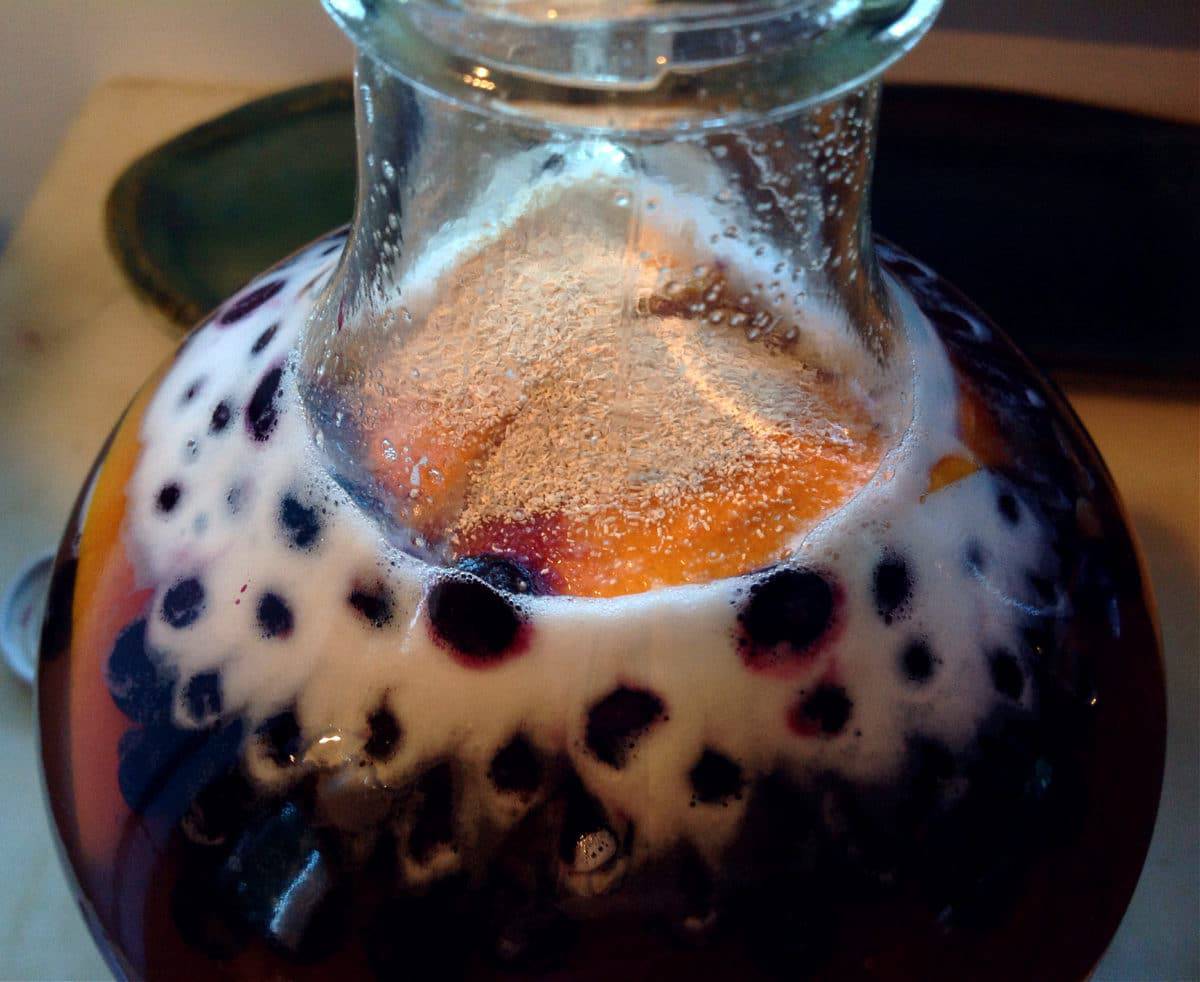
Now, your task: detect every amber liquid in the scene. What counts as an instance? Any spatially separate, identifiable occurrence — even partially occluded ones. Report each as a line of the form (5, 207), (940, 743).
(38, 245), (1164, 981)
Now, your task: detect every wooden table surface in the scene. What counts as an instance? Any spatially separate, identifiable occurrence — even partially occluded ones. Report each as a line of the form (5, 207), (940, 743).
(0, 78), (1195, 981)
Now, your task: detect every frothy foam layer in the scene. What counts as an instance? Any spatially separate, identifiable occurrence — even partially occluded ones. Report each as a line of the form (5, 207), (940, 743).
(117, 226), (1056, 879)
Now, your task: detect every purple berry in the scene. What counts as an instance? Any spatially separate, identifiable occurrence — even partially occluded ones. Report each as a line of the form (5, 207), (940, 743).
(901, 639), (936, 683)
(997, 491), (1021, 525)
(163, 577), (206, 629)
(210, 401), (233, 434)
(363, 705), (401, 761)
(183, 671), (223, 724)
(585, 685), (666, 768)
(427, 577), (524, 664)
(990, 649), (1024, 700)
(789, 684), (853, 737)
(873, 552), (912, 625)
(156, 483), (182, 514)
(251, 322), (279, 356)
(488, 734), (542, 794)
(409, 764), (454, 862)
(219, 279), (286, 326)
(279, 494), (322, 551)
(739, 567), (836, 671)
(455, 554), (543, 595)
(256, 592), (294, 639)
(106, 619), (174, 724)
(348, 582), (394, 628)
(689, 749), (744, 804)
(257, 710), (302, 767)
(246, 366), (284, 442)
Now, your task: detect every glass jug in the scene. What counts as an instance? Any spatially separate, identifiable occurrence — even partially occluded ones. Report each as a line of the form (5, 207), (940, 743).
(39, 1), (1165, 979)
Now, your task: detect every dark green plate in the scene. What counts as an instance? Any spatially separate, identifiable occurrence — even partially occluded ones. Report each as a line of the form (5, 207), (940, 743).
(107, 80), (1198, 384)
(107, 79), (355, 326)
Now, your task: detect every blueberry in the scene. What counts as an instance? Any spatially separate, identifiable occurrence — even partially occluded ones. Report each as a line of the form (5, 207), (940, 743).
(117, 718), (244, 820)
(257, 592), (294, 639)
(488, 734), (541, 794)
(163, 577), (206, 629)
(348, 582), (394, 628)
(990, 649), (1025, 700)
(251, 322), (279, 355)
(219, 279), (286, 325)
(181, 378), (205, 404)
(257, 710), (302, 767)
(171, 854), (247, 959)
(40, 556), (78, 662)
(223, 801), (344, 957)
(901, 639), (936, 683)
(789, 684), (853, 737)
(157, 483), (182, 514)
(106, 619), (175, 724)
(279, 494), (322, 551)
(689, 749), (743, 804)
(584, 685), (666, 768)
(558, 772), (612, 865)
(210, 401), (233, 434)
(427, 577), (523, 662)
(409, 764), (454, 862)
(997, 492), (1021, 525)
(455, 554), (543, 595)
(246, 366), (284, 442)
(873, 552), (912, 624)
(182, 671), (223, 724)
(363, 705), (401, 761)
(181, 769), (253, 849)
(739, 567), (835, 667)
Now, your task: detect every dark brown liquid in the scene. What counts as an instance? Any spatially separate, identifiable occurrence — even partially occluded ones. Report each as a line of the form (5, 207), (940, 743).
(38, 242), (1165, 981)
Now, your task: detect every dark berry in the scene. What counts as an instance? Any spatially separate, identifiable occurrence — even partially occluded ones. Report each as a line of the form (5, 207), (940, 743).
(488, 734), (542, 794)
(739, 567), (835, 668)
(997, 491), (1021, 525)
(251, 322), (279, 355)
(182, 770), (253, 849)
(118, 719), (244, 820)
(157, 482), (182, 513)
(246, 366), (284, 442)
(990, 649), (1025, 700)
(171, 856), (247, 959)
(409, 764), (454, 862)
(427, 577), (523, 662)
(106, 619), (175, 724)
(210, 401), (233, 434)
(689, 749), (743, 804)
(541, 153), (566, 174)
(39, 556), (77, 661)
(965, 540), (987, 574)
(223, 801), (342, 957)
(258, 710), (302, 766)
(584, 685), (666, 768)
(183, 672), (223, 723)
(219, 279), (286, 325)
(279, 494), (322, 551)
(256, 592), (294, 639)
(873, 552), (912, 624)
(163, 577), (206, 629)
(363, 705), (401, 761)
(455, 554), (543, 595)
(901, 639), (936, 683)
(789, 684), (853, 737)
(348, 582), (394, 628)
(558, 772), (612, 865)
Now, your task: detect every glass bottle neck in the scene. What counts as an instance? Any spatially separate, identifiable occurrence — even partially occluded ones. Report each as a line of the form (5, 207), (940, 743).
(297, 33), (912, 576)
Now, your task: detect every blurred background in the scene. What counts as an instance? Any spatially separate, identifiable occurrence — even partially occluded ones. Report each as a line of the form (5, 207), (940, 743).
(1, 0), (1197, 245)
(0, 2), (1196, 980)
